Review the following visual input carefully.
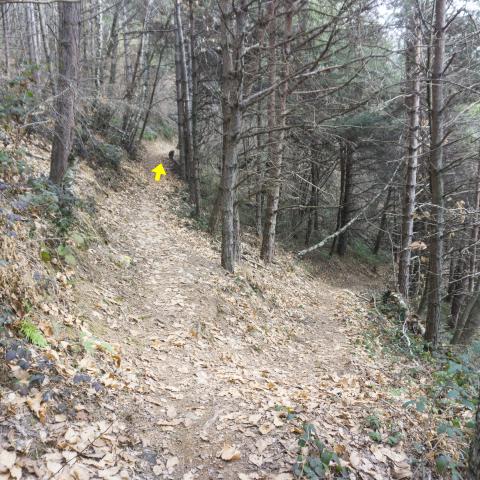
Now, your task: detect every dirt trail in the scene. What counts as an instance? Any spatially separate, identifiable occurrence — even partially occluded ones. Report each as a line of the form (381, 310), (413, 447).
(75, 141), (361, 479)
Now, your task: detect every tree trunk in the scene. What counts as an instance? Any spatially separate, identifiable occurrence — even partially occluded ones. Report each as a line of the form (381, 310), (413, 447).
(188, 0), (200, 216)
(305, 161), (319, 246)
(175, 0), (193, 184)
(106, 7), (119, 88)
(469, 154), (480, 293)
(398, 6), (421, 298)
(260, 0), (277, 261)
(174, 3), (186, 178)
(449, 253), (468, 330)
(337, 143), (354, 256)
(122, 0), (149, 145)
(36, 4), (55, 93)
(261, 0), (293, 262)
(94, 0), (104, 89)
(452, 288), (480, 345)
(425, 0), (446, 347)
(49, 0), (80, 185)
(2, 5), (9, 76)
(219, 0), (246, 273)
(373, 186), (392, 255)
(25, 3), (40, 83)
(138, 46), (165, 142)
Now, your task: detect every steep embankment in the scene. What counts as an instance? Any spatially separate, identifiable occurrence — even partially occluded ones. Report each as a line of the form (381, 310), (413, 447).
(1, 140), (423, 480)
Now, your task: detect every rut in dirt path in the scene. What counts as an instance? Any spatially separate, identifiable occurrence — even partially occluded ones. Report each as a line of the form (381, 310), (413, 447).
(76, 141), (355, 479)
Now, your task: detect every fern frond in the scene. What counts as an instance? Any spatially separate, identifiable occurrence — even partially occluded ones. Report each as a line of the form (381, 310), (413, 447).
(19, 320), (48, 348)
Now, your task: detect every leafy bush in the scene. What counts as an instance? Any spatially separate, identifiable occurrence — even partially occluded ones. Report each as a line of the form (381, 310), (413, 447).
(94, 142), (124, 170)
(0, 68), (37, 123)
(142, 126), (158, 141)
(23, 177), (78, 233)
(366, 293), (479, 477)
(351, 239), (387, 266)
(293, 423), (348, 479)
(157, 117), (175, 141)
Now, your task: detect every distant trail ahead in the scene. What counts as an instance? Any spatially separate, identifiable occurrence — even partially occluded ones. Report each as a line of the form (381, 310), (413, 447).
(75, 141), (388, 479)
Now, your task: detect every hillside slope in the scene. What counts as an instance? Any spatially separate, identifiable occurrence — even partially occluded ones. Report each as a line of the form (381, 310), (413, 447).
(1, 141), (428, 480)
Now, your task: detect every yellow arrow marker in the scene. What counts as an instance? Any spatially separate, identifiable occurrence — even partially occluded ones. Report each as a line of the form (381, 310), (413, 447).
(151, 163), (167, 181)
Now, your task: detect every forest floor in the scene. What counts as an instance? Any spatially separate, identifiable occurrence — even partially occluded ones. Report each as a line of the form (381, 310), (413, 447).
(0, 140), (447, 480)
(69, 141), (414, 480)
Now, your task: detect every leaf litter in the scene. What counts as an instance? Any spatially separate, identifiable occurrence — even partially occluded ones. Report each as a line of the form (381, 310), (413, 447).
(0, 139), (466, 479)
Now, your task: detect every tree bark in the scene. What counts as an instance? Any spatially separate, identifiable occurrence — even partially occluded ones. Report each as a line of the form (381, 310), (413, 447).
(398, 6), (421, 298)
(261, 0), (293, 262)
(25, 3), (40, 83)
(175, 0), (193, 183)
(337, 143), (354, 256)
(174, 3), (186, 178)
(469, 154), (480, 293)
(425, 0), (446, 347)
(1, 5), (9, 76)
(106, 7), (119, 88)
(49, 0), (80, 185)
(94, 0), (104, 89)
(373, 186), (392, 255)
(452, 288), (480, 345)
(138, 45), (165, 142)
(219, 0), (246, 273)
(188, 0), (200, 216)
(36, 4), (55, 93)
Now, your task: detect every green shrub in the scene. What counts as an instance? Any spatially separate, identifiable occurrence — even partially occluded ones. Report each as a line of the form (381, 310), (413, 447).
(293, 423), (347, 479)
(352, 239), (387, 266)
(0, 68), (37, 123)
(142, 126), (158, 141)
(95, 142), (124, 170)
(19, 319), (48, 348)
(157, 118), (175, 141)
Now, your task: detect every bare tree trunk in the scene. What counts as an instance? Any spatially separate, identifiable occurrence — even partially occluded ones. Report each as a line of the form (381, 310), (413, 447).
(188, 0), (200, 216)
(36, 4), (55, 94)
(260, 0), (277, 261)
(337, 143), (354, 256)
(469, 154), (480, 292)
(25, 3), (40, 82)
(174, 3), (186, 178)
(425, 0), (447, 347)
(254, 1), (266, 238)
(449, 253), (468, 329)
(261, 0), (293, 262)
(49, 0), (80, 185)
(94, 0), (104, 89)
(122, 0), (149, 150)
(1, 5), (9, 76)
(398, 7), (421, 298)
(138, 46), (165, 142)
(452, 288), (480, 344)
(219, 0), (246, 273)
(255, 108), (264, 237)
(373, 186), (392, 255)
(174, 0), (196, 213)
(305, 161), (319, 246)
(208, 185), (223, 234)
(106, 7), (119, 88)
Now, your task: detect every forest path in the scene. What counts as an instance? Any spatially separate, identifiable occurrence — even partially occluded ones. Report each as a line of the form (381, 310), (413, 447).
(75, 140), (360, 479)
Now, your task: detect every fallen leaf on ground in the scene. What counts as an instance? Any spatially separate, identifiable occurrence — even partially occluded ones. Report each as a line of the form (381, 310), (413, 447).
(220, 445), (241, 461)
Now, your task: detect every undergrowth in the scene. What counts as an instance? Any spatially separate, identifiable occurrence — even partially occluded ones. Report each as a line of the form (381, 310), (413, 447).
(293, 423), (348, 479)
(363, 291), (479, 478)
